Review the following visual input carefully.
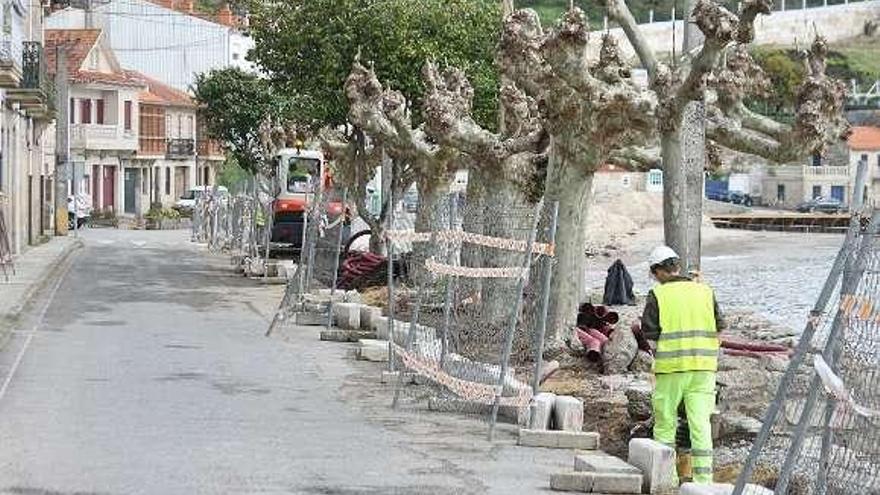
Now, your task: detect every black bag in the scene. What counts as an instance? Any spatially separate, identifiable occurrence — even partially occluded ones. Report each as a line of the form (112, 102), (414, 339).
(602, 259), (635, 306)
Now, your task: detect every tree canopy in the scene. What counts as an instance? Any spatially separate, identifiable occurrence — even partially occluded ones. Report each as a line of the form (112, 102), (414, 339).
(192, 67), (292, 174)
(243, 0), (501, 130)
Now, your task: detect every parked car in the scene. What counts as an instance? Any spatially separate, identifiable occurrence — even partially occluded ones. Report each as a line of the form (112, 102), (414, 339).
(729, 191), (753, 207)
(175, 186), (229, 214)
(796, 197), (844, 214)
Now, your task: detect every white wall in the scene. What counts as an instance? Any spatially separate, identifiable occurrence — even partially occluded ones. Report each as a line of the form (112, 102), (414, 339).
(586, 0), (880, 60)
(47, 0), (231, 90)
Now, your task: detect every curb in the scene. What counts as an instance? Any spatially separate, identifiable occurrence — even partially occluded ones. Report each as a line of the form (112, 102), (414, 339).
(2, 237), (84, 326)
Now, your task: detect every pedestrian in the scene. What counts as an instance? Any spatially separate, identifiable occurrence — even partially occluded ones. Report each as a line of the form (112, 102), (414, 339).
(640, 246), (724, 485)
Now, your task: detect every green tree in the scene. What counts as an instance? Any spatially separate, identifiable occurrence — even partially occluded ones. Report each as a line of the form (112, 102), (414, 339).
(751, 48), (805, 114)
(243, 0), (500, 130)
(192, 67), (292, 174)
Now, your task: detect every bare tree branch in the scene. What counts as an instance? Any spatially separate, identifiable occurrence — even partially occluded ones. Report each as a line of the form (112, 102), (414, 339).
(605, 0), (658, 79)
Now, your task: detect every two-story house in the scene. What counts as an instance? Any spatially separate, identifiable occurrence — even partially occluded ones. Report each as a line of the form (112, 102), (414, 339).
(0, 0), (55, 255)
(136, 73), (223, 211)
(46, 28), (144, 216)
(45, 28), (223, 219)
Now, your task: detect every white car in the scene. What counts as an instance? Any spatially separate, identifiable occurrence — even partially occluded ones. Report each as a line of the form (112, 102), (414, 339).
(175, 186), (229, 212)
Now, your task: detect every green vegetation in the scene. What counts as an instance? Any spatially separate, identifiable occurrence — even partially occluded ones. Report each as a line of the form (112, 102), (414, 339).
(243, 0), (501, 130)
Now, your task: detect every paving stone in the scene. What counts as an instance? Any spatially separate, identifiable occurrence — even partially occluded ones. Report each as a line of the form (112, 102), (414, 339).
(360, 305), (381, 330)
(574, 451), (641, 475)
(554, 395), (584, 432)
(357, 339), (390, 362)
(628, 438), (676, 494)
(518, 429), (600, 450)
(320, 329), (376, 342)
(679, 483), (773, 495)
(332, 303), (361, 330)
(591, 473), (643, 494)
(529, 392), (556, 430)
(550, 472), (593, 492)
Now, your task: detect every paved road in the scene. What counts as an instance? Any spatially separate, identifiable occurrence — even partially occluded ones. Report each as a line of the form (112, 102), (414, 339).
(0, 229), (567, 495)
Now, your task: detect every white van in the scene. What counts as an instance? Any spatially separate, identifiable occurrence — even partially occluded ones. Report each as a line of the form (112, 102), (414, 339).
(175, 185), (229, 211)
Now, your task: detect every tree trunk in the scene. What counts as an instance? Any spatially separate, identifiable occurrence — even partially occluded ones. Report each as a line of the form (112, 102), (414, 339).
(661, 102), (705, 273)
(544, 142), (595, 344)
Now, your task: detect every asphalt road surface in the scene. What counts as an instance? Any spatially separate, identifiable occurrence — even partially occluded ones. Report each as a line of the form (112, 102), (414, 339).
(0, 229), (568, 495)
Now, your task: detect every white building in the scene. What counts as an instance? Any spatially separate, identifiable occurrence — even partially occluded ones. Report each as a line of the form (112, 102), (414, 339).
(47, 0), (255, 91)
(0, 0), (54, 255)
(46, 28), (222, 218)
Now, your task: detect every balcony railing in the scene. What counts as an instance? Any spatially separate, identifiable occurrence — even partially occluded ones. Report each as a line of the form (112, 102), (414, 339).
(0, 37), (22, 88)
(803, 165), (850, 177)
(6, 42), (54, 119)
(197, 139), (224, 158)
(71, 124), (138, 151)
(167, 138), (195, 158)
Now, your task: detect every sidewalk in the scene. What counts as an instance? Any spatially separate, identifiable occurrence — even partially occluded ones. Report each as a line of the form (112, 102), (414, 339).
(0, 235), (82, 331)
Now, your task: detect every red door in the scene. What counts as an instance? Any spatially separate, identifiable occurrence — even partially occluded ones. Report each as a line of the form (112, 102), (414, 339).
(103, 167), (115, 211)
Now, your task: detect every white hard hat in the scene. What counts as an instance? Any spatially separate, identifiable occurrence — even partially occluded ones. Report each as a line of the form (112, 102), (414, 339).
(649, 245), (679, 267)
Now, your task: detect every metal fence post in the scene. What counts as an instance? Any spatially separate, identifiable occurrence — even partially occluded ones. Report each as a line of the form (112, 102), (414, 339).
(440, 193), (458, 368)
(489, 200), (544, 440)
(326, 191), (349, 329)
(386, 187), (397, 372)
(532, 201), (560, 394)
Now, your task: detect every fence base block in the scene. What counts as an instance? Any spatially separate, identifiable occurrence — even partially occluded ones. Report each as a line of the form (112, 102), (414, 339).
(518, 429), (600, 450)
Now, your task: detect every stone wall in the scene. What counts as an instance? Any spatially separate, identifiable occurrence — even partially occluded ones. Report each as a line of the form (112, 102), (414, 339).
(586, 1), (880, 61)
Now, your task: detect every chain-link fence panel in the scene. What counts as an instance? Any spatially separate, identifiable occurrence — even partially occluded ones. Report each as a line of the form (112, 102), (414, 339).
(734, 208), (880, 494)
(386, 190), (558, 437)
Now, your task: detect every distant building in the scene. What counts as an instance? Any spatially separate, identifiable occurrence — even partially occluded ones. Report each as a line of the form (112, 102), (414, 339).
(45, 28), (223, 218)
(47, 0), (255, 91)
(761, 126), (880, 208)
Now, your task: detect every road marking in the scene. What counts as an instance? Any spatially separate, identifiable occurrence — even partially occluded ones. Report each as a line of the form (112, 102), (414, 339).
(0, 252), (76, 403)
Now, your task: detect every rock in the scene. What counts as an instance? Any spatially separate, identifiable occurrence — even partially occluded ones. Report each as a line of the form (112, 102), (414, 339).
(603, 327), (638, 374)
(629, 350), (654, 373)
(625, 380), (653, 421)
(718, 412), (762, 441)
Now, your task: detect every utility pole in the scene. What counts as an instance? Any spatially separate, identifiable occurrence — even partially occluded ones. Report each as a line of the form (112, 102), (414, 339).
(54, 47), (69, 236)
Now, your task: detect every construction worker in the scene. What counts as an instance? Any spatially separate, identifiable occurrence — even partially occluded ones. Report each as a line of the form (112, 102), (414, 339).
(641, 245), (724, 485)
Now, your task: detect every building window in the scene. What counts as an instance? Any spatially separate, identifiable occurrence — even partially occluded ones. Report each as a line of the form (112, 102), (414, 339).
(80, 99), (91, 124)
(862, 153), (869, 164)
(142, 169), (148, 194)
(831, 185), (845, 202)
(812, 185), (821, 199)
(96, 99), (105, 125)
(777, 184), (785, 202)
(812, 154), (821, 167)
(232, 52), (240, 60)
(877, 154), (880, 170)
(69, 98), (75, 124)
(164, 167), (171, 195)
(124, 101), (133, 131)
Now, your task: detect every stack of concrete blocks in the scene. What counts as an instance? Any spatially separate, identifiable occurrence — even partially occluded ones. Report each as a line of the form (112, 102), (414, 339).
(526, 393), (585, 432)
(332, 303), (361, 330)
(550, 450), (644, 494)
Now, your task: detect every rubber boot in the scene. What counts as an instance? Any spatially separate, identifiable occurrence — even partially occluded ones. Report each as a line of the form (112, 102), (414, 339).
(677, 451), (694, 484)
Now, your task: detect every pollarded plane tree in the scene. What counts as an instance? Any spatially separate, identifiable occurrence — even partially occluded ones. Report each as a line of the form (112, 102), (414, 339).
(606, 0), (849, 270)
(497, 8), (657, 341)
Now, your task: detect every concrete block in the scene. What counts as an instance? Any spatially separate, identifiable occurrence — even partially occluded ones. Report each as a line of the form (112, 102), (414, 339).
(518, 429), (600, 450)
(574, 451), (641, 475)
(357, 339), (390, 362)
(628, 438), (676, 494)
(332, 303), (361, 330)
(528, 392), (556, 430)
(380, 370), (416, 384)
(360, 305), (381, 330)
(591, 473), (643, 494)
(680, 483), (773, 495)
(554, 395), (584, 432)
(373, 316), (389, 338)
(320, 329), (376, 342)
(550, 472), (593, 492)
(295, 312), (327, 326)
